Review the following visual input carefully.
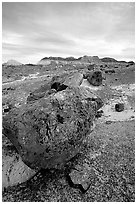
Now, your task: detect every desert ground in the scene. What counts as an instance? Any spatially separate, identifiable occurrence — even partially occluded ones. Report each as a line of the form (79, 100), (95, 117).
(2, 59), (135, 202)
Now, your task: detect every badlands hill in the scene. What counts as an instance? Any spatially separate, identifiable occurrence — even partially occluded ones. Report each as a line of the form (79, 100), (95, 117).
(37, 55), (133, 66)
(100, 57), (118, 63)
(3, 60), (23, 66)
(37, 55), (102, 65)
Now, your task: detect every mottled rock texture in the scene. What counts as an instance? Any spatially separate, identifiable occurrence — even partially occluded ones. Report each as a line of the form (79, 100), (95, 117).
(84, 71), (103, 86)
(27, 72), (83, 103)
(115, 103), (124, 112)
(3, 86), (99, 170)
(50, 72), (83, 89)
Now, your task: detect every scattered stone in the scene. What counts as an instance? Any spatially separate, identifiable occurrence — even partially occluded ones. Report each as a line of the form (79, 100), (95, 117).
(91, 97), (104, 110)
(2, 152), (36, 189)
(105, 69), (115, 74)
(106, 121), (112, 124)
(2, 87), (15, 95)
(96, 110), (103, 118)
(86, 71), (103, 86)
(2, 104), (13, 114)
(87, 64), (95, 71)
(3, 86), (98, 170)
(115, 103), (124, 112)
(68, 168), (91, 192)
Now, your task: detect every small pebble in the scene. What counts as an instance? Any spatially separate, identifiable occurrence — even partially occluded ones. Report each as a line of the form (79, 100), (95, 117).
(106, 121), (112, 125)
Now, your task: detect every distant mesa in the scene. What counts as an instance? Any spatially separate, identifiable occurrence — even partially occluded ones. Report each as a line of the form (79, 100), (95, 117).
(80, 55), (101, 63)
(25, 63), (36, 66)
(100, 57), (118, 63)
(37, 55), (102, 65)
(3, 59), (23, 66)
(100, 57), (131, 64)
(128, 61), (135, 65)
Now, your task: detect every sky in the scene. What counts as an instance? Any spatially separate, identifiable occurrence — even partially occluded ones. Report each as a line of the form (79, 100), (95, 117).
(2, 2), (135, 64)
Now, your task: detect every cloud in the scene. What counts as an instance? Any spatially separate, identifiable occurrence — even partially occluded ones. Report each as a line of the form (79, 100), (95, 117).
(2, 2), (135, 63)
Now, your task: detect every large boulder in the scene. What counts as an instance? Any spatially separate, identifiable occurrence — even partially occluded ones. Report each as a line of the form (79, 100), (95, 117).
(3, 86), (100, 170)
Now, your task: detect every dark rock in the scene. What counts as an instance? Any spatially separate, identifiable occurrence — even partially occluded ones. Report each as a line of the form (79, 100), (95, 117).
(2, 104), (13, 114)
(67, 150), (97, 193)
(87, 64), (95, 71)
(68, 167), (91, 192)
(2, 87), (15, 95)
(3, 86), (98, 170)
(106, 121), (112, 124)
(86, 71), (103, 86)
(96, 110), (103, 118)
(115, 103), (124, 112)
(90, 97), (104, 110)
(105, 69), (115, 74)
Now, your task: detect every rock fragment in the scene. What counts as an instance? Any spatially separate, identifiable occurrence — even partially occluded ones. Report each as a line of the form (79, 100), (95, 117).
(2, 154), (36, 190)
(68, 167), (91, 192)
(115, 103), (124, 112)
(96, 110), (103, 118)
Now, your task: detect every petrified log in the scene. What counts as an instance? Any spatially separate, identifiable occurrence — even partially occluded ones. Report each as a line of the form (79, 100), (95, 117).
(3, 86), (100, 170)
(27, 72), (83, 103)
(27, 83), (56, 103)
(51, 72), (83, 90)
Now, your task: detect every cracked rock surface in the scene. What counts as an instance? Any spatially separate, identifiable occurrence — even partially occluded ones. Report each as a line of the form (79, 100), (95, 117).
(3, 86), (98, 170)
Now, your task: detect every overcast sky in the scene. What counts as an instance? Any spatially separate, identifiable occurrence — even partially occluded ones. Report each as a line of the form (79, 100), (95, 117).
(2, 2), (135, 64)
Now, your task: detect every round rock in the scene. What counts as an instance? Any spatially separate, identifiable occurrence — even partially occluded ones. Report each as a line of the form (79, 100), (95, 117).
(115, 103), (124, 112)
(3, 87), (97, 170)
(85, 71), (103, 86)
